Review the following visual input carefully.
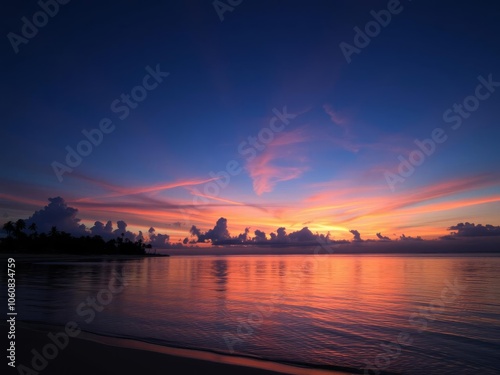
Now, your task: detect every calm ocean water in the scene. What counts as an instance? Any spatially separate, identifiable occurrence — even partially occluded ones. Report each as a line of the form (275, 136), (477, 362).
(4, 253), (500, 374)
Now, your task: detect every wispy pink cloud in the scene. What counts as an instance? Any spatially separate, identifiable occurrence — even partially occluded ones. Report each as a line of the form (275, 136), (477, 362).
(73, 174), (219, 202)
(304, 173), (500, 227)
(246, 129), (309, 195)
(323, 104), (415, 156)
(0, 193), (46, 208)
(323, 104), (348, 127)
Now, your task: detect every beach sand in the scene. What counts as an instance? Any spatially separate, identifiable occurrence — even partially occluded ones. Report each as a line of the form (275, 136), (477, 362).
(4, 321), (353, 375)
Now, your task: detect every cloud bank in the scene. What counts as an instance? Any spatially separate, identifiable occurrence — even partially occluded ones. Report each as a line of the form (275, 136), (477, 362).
(3, 197), (500, 252)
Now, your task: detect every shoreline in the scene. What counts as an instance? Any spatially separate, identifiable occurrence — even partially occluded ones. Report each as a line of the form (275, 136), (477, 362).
(4, 321), (359, 375)
(0, 253), (169, 263)
(2, 250), (500, 262)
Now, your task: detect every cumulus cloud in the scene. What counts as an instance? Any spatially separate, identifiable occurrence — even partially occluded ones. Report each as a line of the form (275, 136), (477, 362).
(90, 220), (114, 240)
(205, 217), (230, 242)
(237, 227), (250, 242)
(288, 227), (315, 242)
(148, 227), (170, 247)
(189, 225), (202, 237)
(276, 227), (288, 241)
(2, 197), (187, 248)
(113, 220), (136, 242)
(91, 220), (137, 242)
(189, 218), (231, 244)
(270, 227), (289, 242)
(448, 222), (500, 237)
(26, 197), (87, 236)
(399, 234), (423, 241)
(350, 229), (362, 242)
(376, 232), (391, 241)
(254, 229), (267, 242)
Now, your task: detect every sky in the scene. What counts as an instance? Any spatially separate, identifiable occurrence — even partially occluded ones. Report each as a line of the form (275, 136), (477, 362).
(1, 0), (500, 244)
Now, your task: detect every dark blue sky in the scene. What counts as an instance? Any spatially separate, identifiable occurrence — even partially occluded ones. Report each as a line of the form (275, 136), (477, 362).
(1, 0), (500, 240)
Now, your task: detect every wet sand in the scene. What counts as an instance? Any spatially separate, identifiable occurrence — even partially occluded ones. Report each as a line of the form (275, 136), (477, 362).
(4, 321), (354, 375)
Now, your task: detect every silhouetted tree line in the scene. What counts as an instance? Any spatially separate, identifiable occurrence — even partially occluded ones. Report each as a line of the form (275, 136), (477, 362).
(0, 219), (151, 255)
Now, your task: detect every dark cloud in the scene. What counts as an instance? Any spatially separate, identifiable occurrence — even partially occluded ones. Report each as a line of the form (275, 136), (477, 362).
(186, 222), (339, 245)
(254, 229), (267, 242)
(26, 197), (87, 236)
(190, 225), (202, 237)
(237, 227), (250, 242)
(90, 220), (114, 240)
(189, 218), (231, 244)
(350, 229), (362, 242)
(270, 228), (288, 242)
(20, 198), (500, 251)
(276, 227), (287, 241)
(288, 227), (315, 242)
(91, 220), (137, 241)
(399, 234), (423, 241)
(376, 232), (391, 241)
(148, 227), (170, 248)
(205, 217), (230, 242)
(1, 197), (190, 248)
(448, 222), (500, 237)
(113, 220), (136, 242)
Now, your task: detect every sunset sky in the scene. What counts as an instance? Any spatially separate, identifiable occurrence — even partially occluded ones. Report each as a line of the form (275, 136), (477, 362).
(1, 0), (499, 242)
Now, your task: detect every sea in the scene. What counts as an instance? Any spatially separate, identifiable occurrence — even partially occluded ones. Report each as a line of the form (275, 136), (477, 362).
(3, 253), (500, 374)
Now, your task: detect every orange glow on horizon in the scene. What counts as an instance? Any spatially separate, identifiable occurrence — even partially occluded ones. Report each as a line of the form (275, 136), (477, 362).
(3, 170), (499, 243)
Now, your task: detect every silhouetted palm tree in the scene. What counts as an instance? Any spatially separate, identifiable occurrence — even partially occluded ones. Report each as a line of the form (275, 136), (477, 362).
(2, 221), (15, 237)
(15, 218), (25, 231)
(28, 222), (38, 239)
(50, 226), (59, 237)
(15, 219), (25, 230)
(13, 219), (26, 239)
